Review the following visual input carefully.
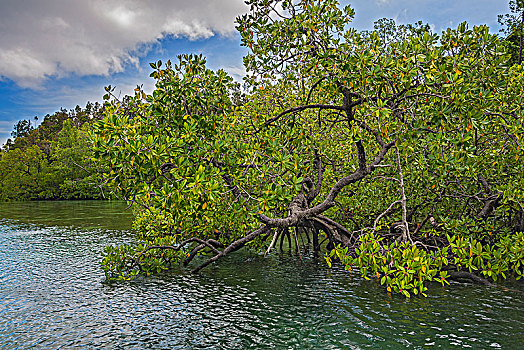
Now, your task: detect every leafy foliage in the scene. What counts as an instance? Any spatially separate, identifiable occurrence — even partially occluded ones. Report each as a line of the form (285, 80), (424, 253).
(95, 0), (524, 295)
(327, 231), (524, 297)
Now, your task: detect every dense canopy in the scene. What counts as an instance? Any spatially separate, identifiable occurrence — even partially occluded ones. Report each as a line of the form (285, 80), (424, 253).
(0, 104), (103, 200)
(94, 0), (524, 297)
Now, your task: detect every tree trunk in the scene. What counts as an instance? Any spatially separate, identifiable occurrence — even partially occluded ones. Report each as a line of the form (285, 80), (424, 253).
(519, 10), (524, 65)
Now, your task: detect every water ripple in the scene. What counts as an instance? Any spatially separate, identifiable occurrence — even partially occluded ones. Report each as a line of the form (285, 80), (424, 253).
(0, 202), (523, 348)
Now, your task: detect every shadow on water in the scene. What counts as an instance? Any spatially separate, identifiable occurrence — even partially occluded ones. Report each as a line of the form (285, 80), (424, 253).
(0, 201), (523, 349)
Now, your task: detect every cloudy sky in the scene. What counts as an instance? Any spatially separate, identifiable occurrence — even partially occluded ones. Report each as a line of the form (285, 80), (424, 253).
(0, 0), (510, 145)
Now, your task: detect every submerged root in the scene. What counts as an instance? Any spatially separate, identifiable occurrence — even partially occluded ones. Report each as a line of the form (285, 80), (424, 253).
(447, 271), (492, 286)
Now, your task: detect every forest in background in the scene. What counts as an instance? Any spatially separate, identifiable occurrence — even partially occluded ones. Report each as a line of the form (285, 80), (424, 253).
(0, 103), (104, 200)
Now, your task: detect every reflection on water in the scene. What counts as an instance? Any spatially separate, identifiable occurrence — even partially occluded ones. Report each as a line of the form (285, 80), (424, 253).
(0, 201), (523, 349)
(0, 200), (133, 230)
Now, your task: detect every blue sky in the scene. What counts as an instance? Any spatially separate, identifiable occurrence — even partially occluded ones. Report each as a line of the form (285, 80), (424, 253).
(0, 0), (510, 145)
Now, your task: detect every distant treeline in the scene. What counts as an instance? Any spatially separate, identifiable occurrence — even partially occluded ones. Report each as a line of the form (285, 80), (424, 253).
(0, 102), (104, 200)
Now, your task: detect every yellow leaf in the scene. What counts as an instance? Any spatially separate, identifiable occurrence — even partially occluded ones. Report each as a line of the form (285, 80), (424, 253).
(202, 202), (208, 210)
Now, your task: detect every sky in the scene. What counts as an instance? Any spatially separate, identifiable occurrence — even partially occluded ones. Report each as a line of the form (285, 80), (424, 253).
(0, 0), (510, 145)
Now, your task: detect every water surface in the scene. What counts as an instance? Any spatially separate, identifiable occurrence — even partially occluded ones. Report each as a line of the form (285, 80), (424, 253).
(0, 201), (523, 349)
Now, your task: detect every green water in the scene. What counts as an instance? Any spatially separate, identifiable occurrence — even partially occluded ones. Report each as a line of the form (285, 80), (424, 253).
(0, 201), (523, 349)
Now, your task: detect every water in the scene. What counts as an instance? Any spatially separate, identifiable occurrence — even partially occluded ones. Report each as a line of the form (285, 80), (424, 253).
(0, 201), (523, 349)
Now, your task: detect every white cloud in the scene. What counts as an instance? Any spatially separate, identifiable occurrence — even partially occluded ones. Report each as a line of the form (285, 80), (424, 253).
(223, 65), (246, 82)
(0, 120), (15, 135)
(0, 0), (247, 88)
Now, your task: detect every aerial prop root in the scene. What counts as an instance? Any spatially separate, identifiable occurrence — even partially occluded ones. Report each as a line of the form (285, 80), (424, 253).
(131, 214), (356, 276)
(132, 237), (224, 271)
(192, 215), (354, 273)
(191, 225), (271, 273)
